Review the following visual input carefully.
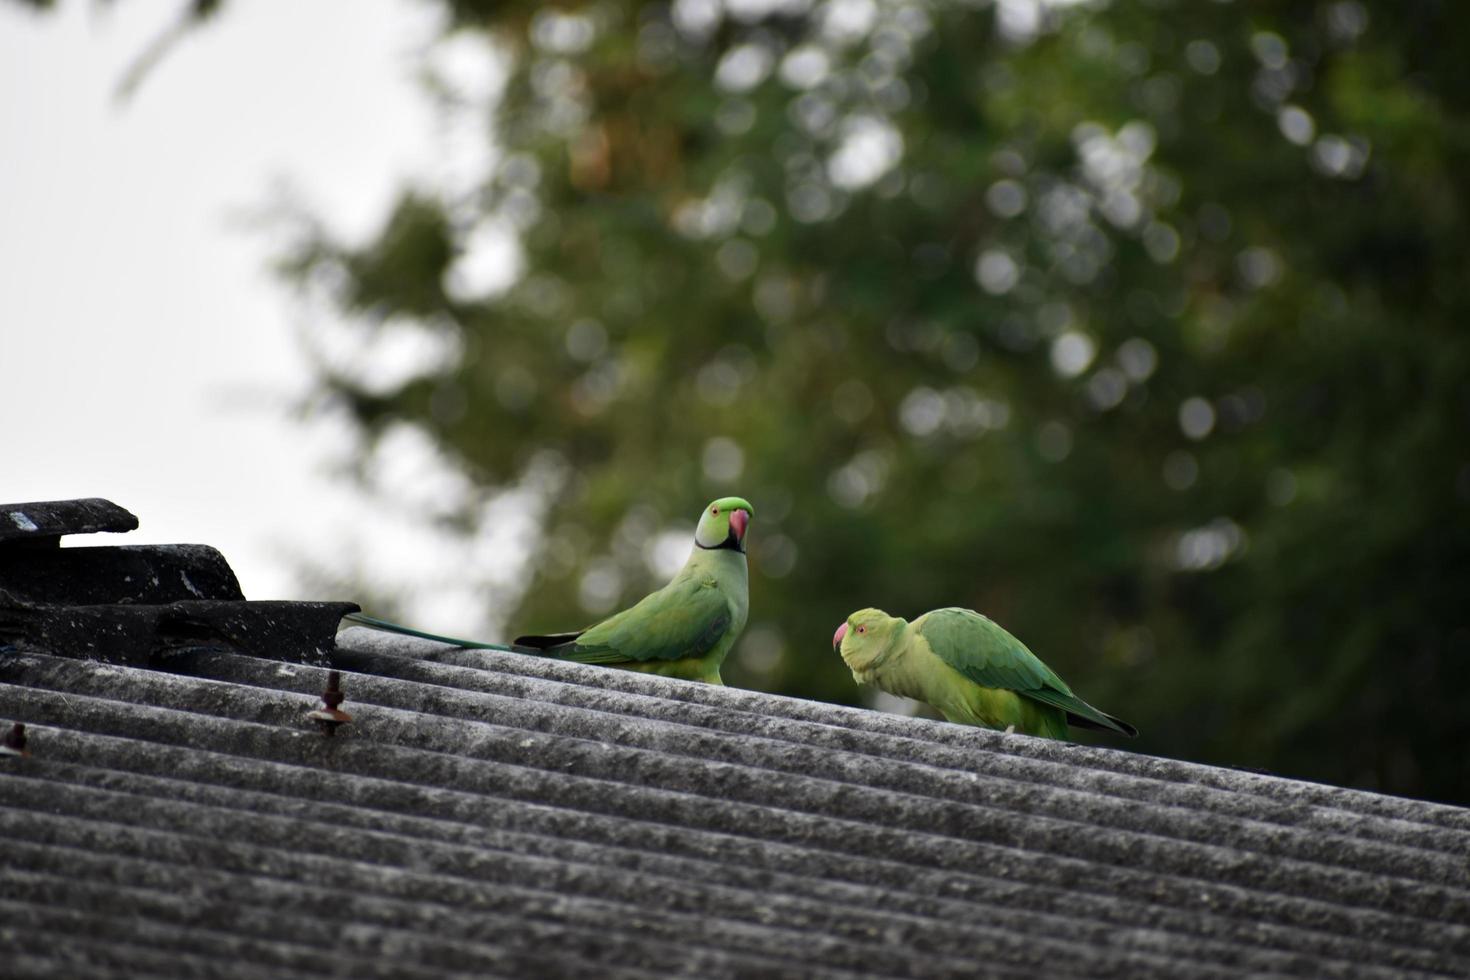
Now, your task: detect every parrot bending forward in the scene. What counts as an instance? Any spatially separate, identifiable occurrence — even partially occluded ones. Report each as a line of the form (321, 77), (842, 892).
(514, 496), (754, 685)
(833, 607), (1136, 740)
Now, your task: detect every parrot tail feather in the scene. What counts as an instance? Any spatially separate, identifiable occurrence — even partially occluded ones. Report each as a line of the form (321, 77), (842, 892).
(512, 631), (585, 650)
(1021, 686), (1138, 737)
(1066, 710), (1139, 738)
(341, 612), (520, 652)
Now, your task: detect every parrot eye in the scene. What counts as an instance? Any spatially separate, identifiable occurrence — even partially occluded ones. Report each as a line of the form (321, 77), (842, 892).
(711, 507), (719, 515)
(857, 625), (866, 634)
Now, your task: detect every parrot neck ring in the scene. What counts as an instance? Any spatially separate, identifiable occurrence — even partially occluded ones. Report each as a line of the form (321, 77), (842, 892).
(697, 529), (746, 554)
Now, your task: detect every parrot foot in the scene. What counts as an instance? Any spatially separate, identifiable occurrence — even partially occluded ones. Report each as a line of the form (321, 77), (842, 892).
(1003, 724), (1015, 735)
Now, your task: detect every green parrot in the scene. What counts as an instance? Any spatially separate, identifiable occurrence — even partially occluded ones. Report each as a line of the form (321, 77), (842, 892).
(514, 496), (754, 685)
(832, 607), (1136, 740)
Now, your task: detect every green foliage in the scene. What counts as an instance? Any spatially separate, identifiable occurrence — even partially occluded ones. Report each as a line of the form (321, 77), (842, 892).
(111, 0), (1470, 800)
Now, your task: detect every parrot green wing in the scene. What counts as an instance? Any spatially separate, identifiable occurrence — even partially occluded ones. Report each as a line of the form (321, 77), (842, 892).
(543, 574), (733, 666)
(916, 608), (1137, 736)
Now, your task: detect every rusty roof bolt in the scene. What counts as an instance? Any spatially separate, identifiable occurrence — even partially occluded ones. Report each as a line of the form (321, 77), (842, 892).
(307, 671), (352, 737)
(1, 722), (30, 759)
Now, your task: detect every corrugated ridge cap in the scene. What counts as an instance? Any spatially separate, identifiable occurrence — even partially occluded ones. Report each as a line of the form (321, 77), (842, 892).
(14, 646), (1470, 894)
(7, 633), (1470, 977)
(8, 652), (1470, 935)
(18, 736), (1452, 978)
(159, 644), (1470, 880)
(325, 643), (1467, 860)
(6, 659), (1470, 975)
(5, 678), (1464, 975)
(339, 628), (1470, 829)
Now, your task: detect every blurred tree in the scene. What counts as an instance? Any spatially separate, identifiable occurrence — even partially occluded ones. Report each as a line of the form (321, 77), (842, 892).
(4, 0), (225, 99)
(23, 0), (1470, 803)
(287, 0), (1470, 804)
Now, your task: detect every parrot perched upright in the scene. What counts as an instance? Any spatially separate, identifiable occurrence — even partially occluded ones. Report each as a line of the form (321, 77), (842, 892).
(514, 496), (754, 685)
(833, 607), (1136, 740)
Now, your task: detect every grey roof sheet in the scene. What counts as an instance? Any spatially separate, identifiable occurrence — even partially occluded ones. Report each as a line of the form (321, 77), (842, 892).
(3, 626), (1469, 979)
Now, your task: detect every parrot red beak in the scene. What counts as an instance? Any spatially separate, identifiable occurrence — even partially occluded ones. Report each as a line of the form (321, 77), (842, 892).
(730, 508), (749, 542)
(832, 622), (848, 651)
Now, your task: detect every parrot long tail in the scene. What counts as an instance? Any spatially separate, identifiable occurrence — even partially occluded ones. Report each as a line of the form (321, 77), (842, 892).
(341, 612), (521, 652)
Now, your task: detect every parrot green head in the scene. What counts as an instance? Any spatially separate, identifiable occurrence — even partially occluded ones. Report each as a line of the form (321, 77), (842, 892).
(694, 496), (754, 554)
(833, 608), (906, 672)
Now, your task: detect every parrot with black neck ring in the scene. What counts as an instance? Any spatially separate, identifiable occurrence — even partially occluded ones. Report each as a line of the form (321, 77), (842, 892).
(515, 496), (755, 685)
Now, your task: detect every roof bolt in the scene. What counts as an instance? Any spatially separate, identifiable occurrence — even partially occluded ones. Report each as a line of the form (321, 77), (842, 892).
(1, 722), (30, 758)
(307, 671), (352, 737)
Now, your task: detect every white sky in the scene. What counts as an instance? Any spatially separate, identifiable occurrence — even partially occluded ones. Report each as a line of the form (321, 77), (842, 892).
(0, 1), (469, 603)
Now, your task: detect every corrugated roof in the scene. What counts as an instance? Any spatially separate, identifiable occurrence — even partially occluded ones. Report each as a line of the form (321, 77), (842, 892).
(4, 625), (1469, 979)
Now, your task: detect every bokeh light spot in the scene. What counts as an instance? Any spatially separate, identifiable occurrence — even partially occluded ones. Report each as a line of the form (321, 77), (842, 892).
(702, 436), (746, 483)
(975, 249), (1021, 294)
(1050, 330), (1097, 378)
(1179, 397), (1216, 440)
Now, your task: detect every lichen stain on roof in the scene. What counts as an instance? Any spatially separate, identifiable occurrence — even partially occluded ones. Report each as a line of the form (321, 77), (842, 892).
(2, 500), (1469, 978)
